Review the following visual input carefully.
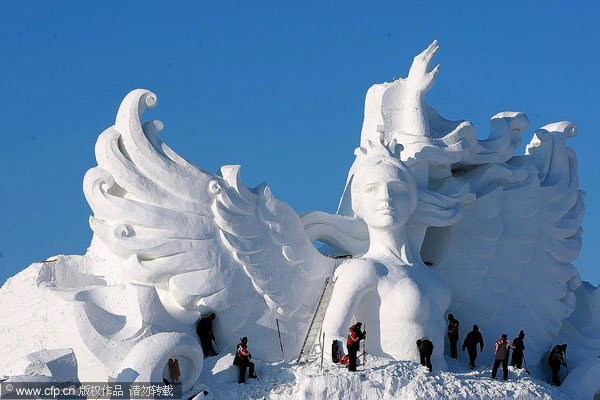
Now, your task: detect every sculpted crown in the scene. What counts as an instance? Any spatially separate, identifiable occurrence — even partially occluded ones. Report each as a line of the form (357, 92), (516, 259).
(353, 132), (405, 170)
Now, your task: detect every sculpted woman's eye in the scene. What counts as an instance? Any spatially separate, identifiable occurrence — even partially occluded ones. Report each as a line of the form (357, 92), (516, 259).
(389, 182), (406, 193)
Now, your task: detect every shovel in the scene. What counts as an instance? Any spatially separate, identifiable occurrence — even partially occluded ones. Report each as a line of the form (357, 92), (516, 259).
(522, 354), (531, 375)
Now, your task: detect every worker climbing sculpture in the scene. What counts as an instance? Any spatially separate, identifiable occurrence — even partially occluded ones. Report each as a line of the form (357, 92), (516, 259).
(2, 41), (598, 396)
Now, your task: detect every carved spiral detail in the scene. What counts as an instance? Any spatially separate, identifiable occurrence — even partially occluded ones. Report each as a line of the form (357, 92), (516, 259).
(209, 180), (222, 195)
(565, 125), (577, 137)
(113, 224), (135, 238)
(143, 92), (157, 109)
(94, 173), (115, 195)
(83, 166), (116, 202)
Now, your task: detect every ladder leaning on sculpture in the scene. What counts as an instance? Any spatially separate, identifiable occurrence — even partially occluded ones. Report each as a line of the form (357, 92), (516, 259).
(296, 275), (336, 363)
(296, 255), (351, 364)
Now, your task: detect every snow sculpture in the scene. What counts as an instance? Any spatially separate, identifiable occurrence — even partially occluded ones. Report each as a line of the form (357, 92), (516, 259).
(1, 40), (597, 395)
(313, 41), (585, 368)
(2, 89), (338, 388)
(83, 89), (338, 366)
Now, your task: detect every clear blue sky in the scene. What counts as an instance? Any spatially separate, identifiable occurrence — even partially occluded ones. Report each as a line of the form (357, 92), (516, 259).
(1, 1), (599, 286)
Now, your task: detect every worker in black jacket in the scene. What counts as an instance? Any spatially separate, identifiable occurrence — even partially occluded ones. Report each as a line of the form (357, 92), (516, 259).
(462, 324), (484, 369)
(447, 314), (460, 359)
(196, 313), (218, 357)
(416, 338), (434, 372)
(510, 330), (525, 368)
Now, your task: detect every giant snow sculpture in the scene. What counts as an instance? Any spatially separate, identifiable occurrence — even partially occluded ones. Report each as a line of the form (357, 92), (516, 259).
(313, 41), (585, 369)
(0, 41), (598, 393)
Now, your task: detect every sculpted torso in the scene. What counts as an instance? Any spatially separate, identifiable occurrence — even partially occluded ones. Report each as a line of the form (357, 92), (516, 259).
(325, 257), (450, 366)
(321, 133), (451, 367)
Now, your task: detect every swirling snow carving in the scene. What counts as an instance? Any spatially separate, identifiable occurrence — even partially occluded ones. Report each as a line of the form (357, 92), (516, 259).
(432, 122), (584, 362)
(83, 89), (335, 362)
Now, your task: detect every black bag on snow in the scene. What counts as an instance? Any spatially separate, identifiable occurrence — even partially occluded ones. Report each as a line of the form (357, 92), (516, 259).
(332, 340), (341, 363)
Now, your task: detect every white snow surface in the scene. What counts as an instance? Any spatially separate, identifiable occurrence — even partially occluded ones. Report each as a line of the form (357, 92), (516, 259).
(2, 258), (593, 399)
(189, 354), (573, 400)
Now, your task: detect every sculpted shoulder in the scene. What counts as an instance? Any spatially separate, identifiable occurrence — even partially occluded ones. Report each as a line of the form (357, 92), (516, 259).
(334, 258), (387, 282)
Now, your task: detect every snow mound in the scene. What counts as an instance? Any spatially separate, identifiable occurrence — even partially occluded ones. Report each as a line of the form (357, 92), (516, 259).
(562, 357), (600, 399)
(3, 349), (77, 383)
(188, 355), (573, 400)
(188, 353), (295, 399)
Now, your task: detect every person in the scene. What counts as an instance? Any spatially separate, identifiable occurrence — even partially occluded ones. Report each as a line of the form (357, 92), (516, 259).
(447, 314), (460, 359)
(548, 344), (567, 386)
(161, 357), (181, 386)
(491, 334), (515, 380)
(416, 338), (434, 372)
(196, 313), (218, 357)
(233, 337), (257, 383)
(347, 322), (366, 372)
(511, 330), (526, 369)
(462, 325), (484, 369)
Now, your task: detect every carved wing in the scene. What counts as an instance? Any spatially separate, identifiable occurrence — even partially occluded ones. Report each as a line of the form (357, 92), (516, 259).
(433, 121), (584, 362)
(83, 89), (334, 361)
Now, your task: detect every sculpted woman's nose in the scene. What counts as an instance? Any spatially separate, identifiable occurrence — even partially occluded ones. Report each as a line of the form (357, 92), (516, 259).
(377, 185), (392, 201)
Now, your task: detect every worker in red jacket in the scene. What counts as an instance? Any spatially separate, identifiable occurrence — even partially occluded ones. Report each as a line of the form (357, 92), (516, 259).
(347, 322), (366, 372)
(548, 344), (567, 386)
(233, 337), (257, 383)
(491, 334), (515, 380)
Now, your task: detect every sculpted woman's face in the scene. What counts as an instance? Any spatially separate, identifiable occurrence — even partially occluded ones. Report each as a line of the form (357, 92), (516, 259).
(351, 161), (417, 230)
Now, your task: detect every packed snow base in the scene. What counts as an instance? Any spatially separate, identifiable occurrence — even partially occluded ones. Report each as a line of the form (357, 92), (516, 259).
(2, 260), (596, 399)
(191, 354), (573, 400)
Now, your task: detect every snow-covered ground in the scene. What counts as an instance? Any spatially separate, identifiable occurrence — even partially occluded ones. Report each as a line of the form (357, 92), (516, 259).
(189, 353), (573, 400)
(2, 260), (592, 399)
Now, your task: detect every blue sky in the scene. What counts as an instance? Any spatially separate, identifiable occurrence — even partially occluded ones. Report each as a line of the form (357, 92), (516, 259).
(1, 1), (599, 285)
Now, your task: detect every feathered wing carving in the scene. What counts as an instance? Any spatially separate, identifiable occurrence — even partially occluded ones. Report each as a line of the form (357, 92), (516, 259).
(433, 121), (584, 362)
(83, 89), (334, 361)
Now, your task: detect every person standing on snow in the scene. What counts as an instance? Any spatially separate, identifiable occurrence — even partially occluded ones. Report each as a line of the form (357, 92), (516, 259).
(233, 337), (257, 383)
(447, 314), (460, 359)
(510, 330), (526, 369)
(548, 344), (567, 386)
(416, 338), (434, 372)
(347, 322), (366, 372)
(462, 324), (484, 369)
(196, 313), (218, 357)
(491, 333), (515, 380)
